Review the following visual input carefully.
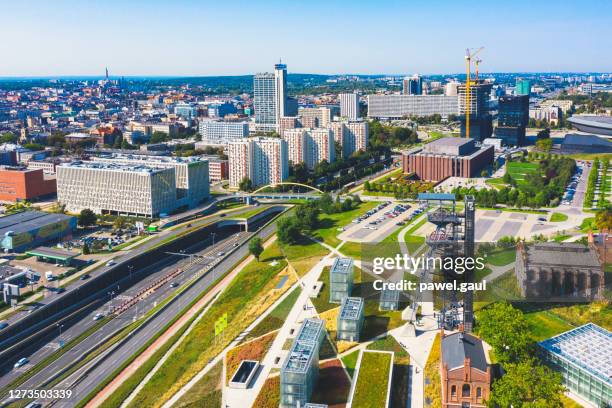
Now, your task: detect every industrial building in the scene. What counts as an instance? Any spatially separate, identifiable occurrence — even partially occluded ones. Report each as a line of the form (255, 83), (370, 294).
(336, 297), (364, 342)
(515, 242), (604, 300)
(440, 331), (492, 408)
(329, 257), (354, 303)
(227, 137), (288, 189)
(90, 154), (210, 207)
(402, 138), (494, 182)
(495, 95), (529, 146)
(280, 318), (325, 408)
(539, 323), (611, 408)
(0, 210), (76, 252)
(367, 94), (459, 119)
(57, 162), (177, 218)
(0, 166), (57, 202)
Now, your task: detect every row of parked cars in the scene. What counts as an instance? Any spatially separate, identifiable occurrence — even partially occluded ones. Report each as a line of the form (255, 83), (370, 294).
(352, 201), (392, 224)
(562, 164), (584, 205)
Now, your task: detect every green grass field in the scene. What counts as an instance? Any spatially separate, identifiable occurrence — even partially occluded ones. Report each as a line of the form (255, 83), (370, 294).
(341, 349), (360, 379)
(550, 212), (569, 222)
(244, 287), (302, 341)
(485, 248), (516, 267)
(351, 352), (393, 408)
(507, 161), (539, 185)
(315, 202), (379, 247)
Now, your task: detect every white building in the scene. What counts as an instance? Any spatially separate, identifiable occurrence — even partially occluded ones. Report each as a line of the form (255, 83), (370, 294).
(57, 162), (176, 218)
(367, 95), (459, 119)
(198, 120), (249, 145)
(328, 120), (368, 158)
(228, 137), (288, 189)
(298, 106), (332, 128)
(339, 93), (360, 120)
(283, 128), (308, 165)
(253, 63), (287, 133)
(283, 128), (335, 169)
(91, 154), (210, 207)
(529, 105), (562, 126)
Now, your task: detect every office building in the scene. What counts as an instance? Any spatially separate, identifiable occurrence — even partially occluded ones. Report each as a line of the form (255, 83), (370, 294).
(336, 297), (364, 342)
(515, 79), (531, 96)
(0, 167), (57, 202)
(529, 105), (562, 126)
(329, 257), (354, 303)
(253, 63), (287, 133)
(298, 106), (332, 128)
(538, 323), (611, 407)
(207, 102), (237, 118)
(0, 146), (17, 166)
(515, 242), (604, 300)
(403, 74), (423, 95)
(91, 154), (210, 207)
(440, 331), (492, 408)
(367, 95), (459, 119)
(339, 93), (360, 120)
(0, 210), (76, 252)
(198, 120), (249, 145)
(280, 318), (325, 408)
(283, 128), (334, 169)
(402, 137), (494, 182)
(174, 102), (197, 119)
(227, 137), (288, 189)
(57, 162), (177, 218)
(458, 83), (493, 140)
(495, 95), (529, 146)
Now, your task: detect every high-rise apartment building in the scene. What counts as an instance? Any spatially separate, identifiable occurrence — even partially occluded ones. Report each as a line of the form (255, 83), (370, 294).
(282, 128), (334, 169)
(298, 106), (332, 128)
(403, 74), (423, 95)
(495, 95), (529, 146)
(57, 162), (176, 218)
(283, 128), (308, 165)
(367, 95), (458, 119)
(339, 93), (360, 120)
(228, 137), (288, 188)
(328, 120), (368, 158)
(278, 116), (299, 137)
(253, 63), (288, 133)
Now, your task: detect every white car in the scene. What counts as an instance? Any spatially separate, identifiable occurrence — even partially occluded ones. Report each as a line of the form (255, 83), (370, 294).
(14, 358), (28, 369)
(106, 260), (115, 267)
(93, 313), (104, 321)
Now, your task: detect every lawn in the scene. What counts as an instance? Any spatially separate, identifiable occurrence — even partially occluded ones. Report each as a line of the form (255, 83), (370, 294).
(228, 206), (269, 220)
(310, 266), (337, 314)
(579, 217), (597, 232)
(252, 376), (280, 408)
(424, 334), (441, 408)
(173, 361), (222, 408)
(521, 309), (574, 341)
(244, 287), (302, 341)
(351, 351), (393, 408)
(341, 349), (360, 379)
(550, 212), (569, 222)
(485, 247), (516, 267)
(128, 241), (292, 408)
(367, 336), (410, 408)
(315, 201), (379, 248)
(507, 161), (539, 185)
(225, 332), (276, 384)
(280, 236), (329, 277)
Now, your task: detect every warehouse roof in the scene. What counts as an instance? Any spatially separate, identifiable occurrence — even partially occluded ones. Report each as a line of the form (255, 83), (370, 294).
(520, 243), (601, 268)
(0, 210), (74, 236)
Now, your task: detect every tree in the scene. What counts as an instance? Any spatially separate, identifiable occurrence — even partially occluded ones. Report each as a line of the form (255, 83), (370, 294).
(295, 202), (319, 231)
(78, 209), (97, 227)
(0, 132), (17, 144)
(150, 131), (168, 144)
(239, 177), (253, 192)
(113, 216), (127, 231)
(488, 360), (565, 408)
(535, 138), (553, 152)
(536, 128), (551, 140)
(248, 237), (264, 261)
(476, 302), (532, 364)
(277, 217), (301, 245)
(595, 205), (612, 231)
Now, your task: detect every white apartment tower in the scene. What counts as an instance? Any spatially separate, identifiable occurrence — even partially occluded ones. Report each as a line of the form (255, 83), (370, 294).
(283, 128), (308, 165)
(308, 128), (335, 169)
(228, 137), (288, 189)
(339, 93), (360, 120)
(253, 63), (288, 133)
(328, 121), (368, 158)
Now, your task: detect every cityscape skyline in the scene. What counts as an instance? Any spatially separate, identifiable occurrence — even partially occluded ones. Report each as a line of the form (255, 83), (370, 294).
(1, 0), (611, 77)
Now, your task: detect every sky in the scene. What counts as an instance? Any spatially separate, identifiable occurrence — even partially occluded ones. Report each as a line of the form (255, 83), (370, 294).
(1, 0), (611, 77)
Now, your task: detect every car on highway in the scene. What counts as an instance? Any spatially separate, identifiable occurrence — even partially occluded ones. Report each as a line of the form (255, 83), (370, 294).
(170, 282), (179, 288)
(55, 287), (66, 294)
(80, 274), (91, 280)
(14, 357), (28, 369)
(219, 214), (226, 217)
(0, 320), (8, 330)
(93, 313), (104, 321)
(217, 252), (225, 256)
(106, 260), (116, 267)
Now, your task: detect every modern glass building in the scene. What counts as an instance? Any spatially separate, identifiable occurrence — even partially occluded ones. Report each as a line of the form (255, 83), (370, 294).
(280, 318), (325, 408)
(379, 287), (400, 311)
(496, 95), (530, 146)
(538, 323), (611, 407)
(516, 79), (531, 96)
(329, 257), (354, 304)
(337, 297), (365, 342)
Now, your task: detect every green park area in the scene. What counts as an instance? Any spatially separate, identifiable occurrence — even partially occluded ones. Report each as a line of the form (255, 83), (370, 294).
(314, 201), (378, 247)
(367, 336), (410, 408)
(351, 351), (393, 408)
(550, 212), (568, 222)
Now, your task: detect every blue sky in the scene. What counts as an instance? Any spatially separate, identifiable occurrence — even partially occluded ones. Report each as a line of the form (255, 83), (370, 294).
(0, 0), (610, 76)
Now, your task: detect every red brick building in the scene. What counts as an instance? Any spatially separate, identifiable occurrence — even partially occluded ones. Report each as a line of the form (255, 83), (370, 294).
(0, 167), (57, 202)
(402, 138), (494, 182)
(440, 331), (492, 408)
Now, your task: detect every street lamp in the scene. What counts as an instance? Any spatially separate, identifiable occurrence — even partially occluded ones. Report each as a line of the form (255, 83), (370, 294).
(128, 265), (133, 281)
(211, 232), (216, 246)
(57, 323), (64, 338)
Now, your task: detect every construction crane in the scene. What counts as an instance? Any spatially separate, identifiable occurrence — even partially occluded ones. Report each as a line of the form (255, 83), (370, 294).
(464, 47), (484, 138)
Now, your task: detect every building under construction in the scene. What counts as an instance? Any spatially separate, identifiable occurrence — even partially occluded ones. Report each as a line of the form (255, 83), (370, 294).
(414, 193), (476, 332)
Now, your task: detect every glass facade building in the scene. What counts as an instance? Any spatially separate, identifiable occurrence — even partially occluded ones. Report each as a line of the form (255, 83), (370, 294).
(516, 79), (531, 96)
(379, 287), (401, 311)
(337, 297), (365, 342)
(538, 323), (611, 407)
(280, 318), (325, 408)
(495, 95), (529, 147)
(329, 257), (354, 304)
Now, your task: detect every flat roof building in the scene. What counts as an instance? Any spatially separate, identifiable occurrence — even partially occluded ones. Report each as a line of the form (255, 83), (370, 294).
(26, 246), (79, 266)
(402, 138), (494, 182)
(561, 134), (612, 155)
(197, 120), (249, 146)
(329, 257), (354, 304)
(280, 318), (325, 408)
(227, 137), (288, 189)
(337, 297), (364, 342)
(0, 210), (76, 252)
(539, 323), (611, 407)
(57, 162), (177, 218)
(567, 115), (612, 136)
(0, 166), (57, 202)
(367, 94), (459, 119)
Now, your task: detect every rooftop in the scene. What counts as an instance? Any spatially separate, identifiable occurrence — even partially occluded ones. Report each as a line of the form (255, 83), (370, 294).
(538, 323), (611, 385)
(331, 257), (354, 276)
(60, 161), (171, 174)
(339, 297), (364, 321)
(441, 332), (488, 372)
(283, 340), (317, 374)
(0, 210), (74, 237)
(568, 115), (612, 130)
(26, 246), (78, 260)
(418, 193), (456, 202)
(520, 242), (601, 268)
(295, 318), (325, 343)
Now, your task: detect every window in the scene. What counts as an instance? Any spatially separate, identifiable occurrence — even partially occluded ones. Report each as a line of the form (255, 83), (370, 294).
(476, 387), (482, 398)
(451, 385), (457, 398)
(462, 384), (471, 397)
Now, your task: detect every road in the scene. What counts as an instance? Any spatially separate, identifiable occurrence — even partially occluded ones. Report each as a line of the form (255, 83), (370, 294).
(31, 219), (278, 408)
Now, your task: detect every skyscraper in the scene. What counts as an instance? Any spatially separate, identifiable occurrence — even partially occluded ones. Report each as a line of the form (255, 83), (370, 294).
(458, 82), (493, 140)
(253, 62), (288, 133)
(402, 74), (423, 95)
(496, 95), (529, 146)
(339, 93), (360, 120)
(515, 79), (531, 96)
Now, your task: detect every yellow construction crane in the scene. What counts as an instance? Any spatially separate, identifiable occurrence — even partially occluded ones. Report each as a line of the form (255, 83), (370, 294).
(465, 47), (484, 138)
